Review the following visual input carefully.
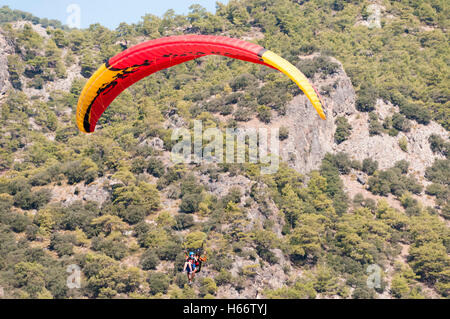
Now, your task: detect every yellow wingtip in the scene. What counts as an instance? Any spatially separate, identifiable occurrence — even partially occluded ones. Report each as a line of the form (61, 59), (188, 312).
(261, 50), (327, 120)
(76, 63), (117, 133)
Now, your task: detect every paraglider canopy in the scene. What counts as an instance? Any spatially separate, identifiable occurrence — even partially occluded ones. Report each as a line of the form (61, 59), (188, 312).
(76, 35), (326, 133)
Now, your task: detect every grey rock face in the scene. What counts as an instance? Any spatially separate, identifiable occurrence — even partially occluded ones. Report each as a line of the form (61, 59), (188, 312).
(139, 137), (164, 151)
(0, 32), (13, 97)
(277, 56), (356, 174)
(165, 114), (186, 129)
(356, 172), (367, 185)
(50, 177), (113, 207)
(335, 106), (448, 179)
(274, 56), (448, 180)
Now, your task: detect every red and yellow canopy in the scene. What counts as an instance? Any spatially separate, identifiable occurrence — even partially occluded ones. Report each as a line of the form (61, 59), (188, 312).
(76, 35), (326, 133)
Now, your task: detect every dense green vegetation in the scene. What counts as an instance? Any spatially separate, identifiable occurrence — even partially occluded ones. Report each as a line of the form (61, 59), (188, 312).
(0, 0), (448, 299)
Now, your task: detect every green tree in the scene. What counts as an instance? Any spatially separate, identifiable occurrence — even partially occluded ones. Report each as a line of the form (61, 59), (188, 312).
(198, 277), (217, 296)
(287, 214), (328, 263)
(113, 182), (160, 211)
(140, 249), (159, 270)
(14, 262), (47, 298)
(409, 242), (449, 284)
(334, 116), (352, 144)
(147, 272), (169, 295)
(257, 105), (271, 123)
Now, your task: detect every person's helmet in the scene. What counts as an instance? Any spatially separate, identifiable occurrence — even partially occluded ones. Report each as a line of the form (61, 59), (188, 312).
(189, 252), (194, 257)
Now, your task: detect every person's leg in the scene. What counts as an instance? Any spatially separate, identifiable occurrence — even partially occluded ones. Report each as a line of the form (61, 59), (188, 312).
(184, 262), (192, 281)
(191, 265), (196, 280)
(187, 263), (194, 282)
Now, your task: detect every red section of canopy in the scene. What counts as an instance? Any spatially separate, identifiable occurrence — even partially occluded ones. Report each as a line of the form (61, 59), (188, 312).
(86, 35), (269, 132)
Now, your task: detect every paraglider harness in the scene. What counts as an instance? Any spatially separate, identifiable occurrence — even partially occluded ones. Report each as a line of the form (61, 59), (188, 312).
(184, 244), (207, 273)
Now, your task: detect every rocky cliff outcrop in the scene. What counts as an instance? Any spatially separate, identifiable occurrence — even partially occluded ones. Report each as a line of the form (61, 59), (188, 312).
(249, 56), (449, 181)
(0, 31), (14, 98)
(334, 100), (448, 180)
(278, 56), (356, 174)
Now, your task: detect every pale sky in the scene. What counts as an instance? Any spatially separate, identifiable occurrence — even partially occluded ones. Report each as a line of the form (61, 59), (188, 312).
(2, 0), (228, 29)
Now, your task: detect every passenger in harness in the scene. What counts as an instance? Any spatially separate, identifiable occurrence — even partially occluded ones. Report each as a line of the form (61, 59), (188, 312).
(182, 247), (207, 284)
(183, 252), (197, 284)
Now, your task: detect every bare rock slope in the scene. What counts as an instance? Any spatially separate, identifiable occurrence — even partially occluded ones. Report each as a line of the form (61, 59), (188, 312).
(269, 57), (448, 180)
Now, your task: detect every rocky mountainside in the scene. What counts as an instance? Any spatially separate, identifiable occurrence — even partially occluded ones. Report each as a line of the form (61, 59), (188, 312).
(0, 30), (13, 97)
(0, 1), (448, 299)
